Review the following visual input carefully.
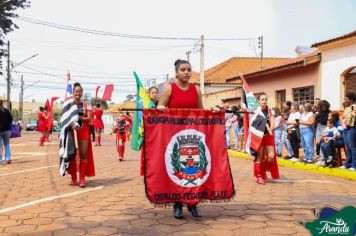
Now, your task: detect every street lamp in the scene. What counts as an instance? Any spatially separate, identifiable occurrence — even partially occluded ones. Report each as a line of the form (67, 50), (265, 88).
(6, 53), (39, 109)
(11, 53), (39, 70)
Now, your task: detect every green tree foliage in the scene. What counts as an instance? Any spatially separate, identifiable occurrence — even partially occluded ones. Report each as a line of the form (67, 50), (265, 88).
(90, 98), (108, 110)
(10, 107), (19, 120)
(0, 0), (31, 56)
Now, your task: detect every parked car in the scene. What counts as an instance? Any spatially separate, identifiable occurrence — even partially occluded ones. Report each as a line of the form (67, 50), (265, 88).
(53, 123), (61, 132)
(25, 120), (38, 131)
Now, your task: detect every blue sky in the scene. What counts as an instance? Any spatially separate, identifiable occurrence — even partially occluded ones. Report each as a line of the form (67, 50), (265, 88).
(1, 0), (355, 103)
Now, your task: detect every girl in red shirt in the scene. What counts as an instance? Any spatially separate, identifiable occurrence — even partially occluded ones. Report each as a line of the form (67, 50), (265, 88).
(158, 59), (204, 219)
(113, 112), (131, 161)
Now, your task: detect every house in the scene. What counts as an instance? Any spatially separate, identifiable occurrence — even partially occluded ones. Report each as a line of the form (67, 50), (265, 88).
(191, 57), (290, 96)
(201, 30), (356, 110)
(198, 53), (320, 109)
(311, 30), (356, 110)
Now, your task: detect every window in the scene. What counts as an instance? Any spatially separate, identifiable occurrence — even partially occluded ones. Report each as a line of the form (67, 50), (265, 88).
(293, 86), (314, 105)
(345, 69), (356, 95)
(276, 90), (286, 110)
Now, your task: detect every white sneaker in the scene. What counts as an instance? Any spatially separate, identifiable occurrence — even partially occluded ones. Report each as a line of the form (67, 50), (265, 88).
(320, 161), (325, 166)
(315, 160), (322, 165)
(307, 159), (314, 163)
(339, 166), (346, 169)
(290, 157), (299, 162)
(327, 156), (332, 163)
(349, 167), (355, 171)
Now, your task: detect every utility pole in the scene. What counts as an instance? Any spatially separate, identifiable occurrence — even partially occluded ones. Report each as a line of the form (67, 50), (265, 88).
(199, 35), (205, 95)
(259, 35), (264, 69)
(165, 73), (169, 82)
(186, 50), (191, 62)
(19, 75), (24, 120)
(6, 41), (11, 109)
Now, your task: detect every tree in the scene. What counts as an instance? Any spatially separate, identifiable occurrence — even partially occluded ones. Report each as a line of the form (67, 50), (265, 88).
(0, 0), (31, 57)
(10, 107), (19, 120)
(90, 98), (108, 110)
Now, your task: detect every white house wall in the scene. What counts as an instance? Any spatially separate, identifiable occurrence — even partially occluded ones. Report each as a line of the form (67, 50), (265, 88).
(321, 42), (356, 110)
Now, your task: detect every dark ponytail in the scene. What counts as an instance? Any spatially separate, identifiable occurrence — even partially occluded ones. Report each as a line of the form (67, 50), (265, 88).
(174, 59), (191, 72)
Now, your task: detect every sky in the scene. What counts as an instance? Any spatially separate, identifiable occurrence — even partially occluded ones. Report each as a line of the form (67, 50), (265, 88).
(1, 0), (355, 104)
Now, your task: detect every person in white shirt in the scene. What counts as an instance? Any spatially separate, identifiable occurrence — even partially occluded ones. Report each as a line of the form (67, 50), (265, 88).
(320, 119), (340, 167)
(286, 102), (301, 161)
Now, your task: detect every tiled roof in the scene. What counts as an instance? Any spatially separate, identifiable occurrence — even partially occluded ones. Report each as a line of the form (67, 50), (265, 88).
(190, 57), (290, 84)
(226, 50), (321, 81)
(107, 101), (135, 113)
(312, 30), (356, 48)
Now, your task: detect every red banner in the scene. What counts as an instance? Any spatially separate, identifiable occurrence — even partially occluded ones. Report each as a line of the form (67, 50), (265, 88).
(46, 97), (59, 132)
(102, 84), (114, 101)
(143, 109), (235, 206)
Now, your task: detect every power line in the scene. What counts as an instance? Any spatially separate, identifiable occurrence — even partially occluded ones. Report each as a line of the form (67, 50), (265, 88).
(16, 16), (256, 41)
(15, 62), (165, 77)
(13, 70), (165, 81)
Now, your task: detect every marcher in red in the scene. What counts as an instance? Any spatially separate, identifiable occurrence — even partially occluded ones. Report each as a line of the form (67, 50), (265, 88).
(158, 59), (204, 219)
(113, 112), (131, 161)
(66, 83), (95, 187)
(92, 103), (104, 146)
(37, 106), (48, 146)
(253, 93), (280, 185)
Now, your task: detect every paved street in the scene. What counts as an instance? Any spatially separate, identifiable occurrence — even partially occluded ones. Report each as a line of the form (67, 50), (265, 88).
(0, 132), (355, 236)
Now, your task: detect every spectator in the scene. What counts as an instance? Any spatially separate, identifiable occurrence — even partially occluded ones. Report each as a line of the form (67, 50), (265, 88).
(312, 98), (320, 114)
(237, 107), (245, 152)
(286, 102), (301, 161)
(299, 103), (315, 163)
(320, 118), (340, 167)
(230, 105), (240, 150)
(273, 107), (283, 157)
(18, 119), (23, 133)
(312, 98), (321, 137)
(224, 103), (233, 149)
(282, 101), (294, 159)
(0, 99), (13, 164)
(340, 92), (356, 171)
(327, 112), (344, 167)
(315, 100), (331, 160)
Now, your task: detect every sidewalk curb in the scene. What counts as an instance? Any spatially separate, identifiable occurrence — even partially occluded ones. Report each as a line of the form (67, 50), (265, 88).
(228, 150), (356, 181)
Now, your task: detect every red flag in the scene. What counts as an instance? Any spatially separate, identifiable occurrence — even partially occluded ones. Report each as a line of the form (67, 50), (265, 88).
(51, 96), (59, 107)
(95, 86), (101, 100)
(45, 99), (50, 111)
(102, 84), (114, 101)
(143, 109), (235, 206)
(46, 96), (60, 132)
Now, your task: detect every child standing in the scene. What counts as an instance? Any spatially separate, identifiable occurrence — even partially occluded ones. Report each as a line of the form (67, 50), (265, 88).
(320, 119), (340, 166)
(113, 112), (131, 161)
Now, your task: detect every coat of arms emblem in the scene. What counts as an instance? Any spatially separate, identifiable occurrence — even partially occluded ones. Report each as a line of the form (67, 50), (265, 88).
(165, 129), (211, 187)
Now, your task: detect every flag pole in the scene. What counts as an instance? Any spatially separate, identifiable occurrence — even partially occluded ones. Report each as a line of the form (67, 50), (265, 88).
(118, 108), (253, 114)
(64, 70), (70, 100)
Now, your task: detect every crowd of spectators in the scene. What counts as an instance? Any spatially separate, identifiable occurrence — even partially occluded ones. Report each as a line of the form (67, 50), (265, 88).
(224, 92), (356, 171)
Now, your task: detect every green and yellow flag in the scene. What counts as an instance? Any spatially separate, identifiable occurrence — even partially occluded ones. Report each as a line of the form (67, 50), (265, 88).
(131, 71), (155, 151)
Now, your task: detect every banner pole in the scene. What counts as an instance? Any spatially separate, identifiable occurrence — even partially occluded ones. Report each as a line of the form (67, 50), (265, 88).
(118, 108), (253, 114)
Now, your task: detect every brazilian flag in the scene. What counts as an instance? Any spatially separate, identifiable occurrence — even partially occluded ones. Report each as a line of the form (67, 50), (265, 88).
(131, 71), (155, 151)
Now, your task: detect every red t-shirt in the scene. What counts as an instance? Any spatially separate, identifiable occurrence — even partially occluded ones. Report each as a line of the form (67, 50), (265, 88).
(167, 83), (199, 108)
